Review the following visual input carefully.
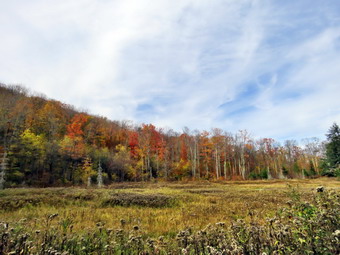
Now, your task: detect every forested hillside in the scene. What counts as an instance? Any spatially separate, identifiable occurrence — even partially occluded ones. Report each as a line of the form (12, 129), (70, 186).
(0, 83), (325, 187)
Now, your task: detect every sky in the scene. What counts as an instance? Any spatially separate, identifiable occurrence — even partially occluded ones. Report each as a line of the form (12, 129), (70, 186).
(1, 0), (340, 142)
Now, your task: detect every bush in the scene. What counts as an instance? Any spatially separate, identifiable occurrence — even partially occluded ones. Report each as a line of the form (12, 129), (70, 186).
(101, 193), (178, 208)
(321, 165), (340, 177)
(249, 169), (268, 180)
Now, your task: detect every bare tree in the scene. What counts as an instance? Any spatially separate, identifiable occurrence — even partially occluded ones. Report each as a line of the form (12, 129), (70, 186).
(302, 137), (322, 174)
(236, 130), (251, 179)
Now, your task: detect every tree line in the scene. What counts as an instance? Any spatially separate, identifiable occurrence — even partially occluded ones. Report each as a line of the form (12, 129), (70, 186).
(0, 83), (338, 188)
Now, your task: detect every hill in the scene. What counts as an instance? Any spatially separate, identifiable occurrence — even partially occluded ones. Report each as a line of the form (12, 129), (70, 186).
(0, 83), (323, 187)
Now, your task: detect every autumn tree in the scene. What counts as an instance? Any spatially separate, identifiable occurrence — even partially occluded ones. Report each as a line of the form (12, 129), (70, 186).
(138, 124), (153, 180)
(60, 113), (89, 183)
(200, 131), (212, 178)
(211, 128), (224, 179)
(34, 101), (67, 140)
(80, 156), (96, 186)
(0, 83), (327, 185)
(221, 132), (233, 179)
(111, 145), (133, 181)
(128, 131), (139, 159)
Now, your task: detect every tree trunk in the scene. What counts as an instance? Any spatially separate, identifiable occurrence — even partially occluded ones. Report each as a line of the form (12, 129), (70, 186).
(156, 156), (159, 177)
(206, 162), (209, 179)
(147, 155), (152, 179)
(215, 148), (219, 179)
(240, 150), (246, 179)
(267, 166), (272, 179)
(196, 144), (200, 178)
(224, 159), (227, 179)
(141, 156), (145, 182)
(164, 158), (168, 179)
(190, 147), (195, 178)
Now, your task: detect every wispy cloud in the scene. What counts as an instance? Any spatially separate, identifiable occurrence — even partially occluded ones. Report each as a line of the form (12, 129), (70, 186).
(1, 0), (339, 141)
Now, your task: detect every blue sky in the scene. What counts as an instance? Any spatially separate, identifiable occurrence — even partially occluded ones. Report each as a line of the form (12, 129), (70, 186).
(1, 0), (340, 142)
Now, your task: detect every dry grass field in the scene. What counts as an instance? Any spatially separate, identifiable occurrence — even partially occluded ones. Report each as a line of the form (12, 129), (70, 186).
(0, 178), (339, 254)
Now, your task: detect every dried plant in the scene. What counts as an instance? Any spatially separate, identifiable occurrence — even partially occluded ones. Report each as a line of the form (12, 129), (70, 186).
(1, 186), (338, 254)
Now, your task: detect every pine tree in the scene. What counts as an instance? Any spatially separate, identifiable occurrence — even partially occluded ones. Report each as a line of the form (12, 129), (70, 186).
(325, 123), (340, 168)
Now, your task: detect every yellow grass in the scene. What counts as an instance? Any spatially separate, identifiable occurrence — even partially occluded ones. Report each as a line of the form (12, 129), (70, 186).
(0, 178), (339, 237)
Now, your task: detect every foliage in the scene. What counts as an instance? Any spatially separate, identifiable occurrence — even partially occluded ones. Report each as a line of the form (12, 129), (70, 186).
(321, 165), (340, 178)
(325, 123), (340, 168)
(0, 83), (329, 187)
(321, 123), (340, 179)
(249, 169), (268, 180)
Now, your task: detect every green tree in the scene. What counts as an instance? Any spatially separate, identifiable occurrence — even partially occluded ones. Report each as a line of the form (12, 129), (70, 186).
(6, 129), (47, 186)
(325, 123), (340, 167)
(323, 123), (340, 177)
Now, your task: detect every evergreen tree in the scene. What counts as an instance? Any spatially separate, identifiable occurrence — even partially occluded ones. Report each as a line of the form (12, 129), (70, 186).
(325, 123), (340, 168)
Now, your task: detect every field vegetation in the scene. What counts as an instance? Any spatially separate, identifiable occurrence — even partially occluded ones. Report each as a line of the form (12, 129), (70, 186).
(0, 178), (339, 254)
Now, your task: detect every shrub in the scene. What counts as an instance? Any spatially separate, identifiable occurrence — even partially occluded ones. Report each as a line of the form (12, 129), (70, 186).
(249, 169), (268, 180)
(321, 165), (340, 177)
(101, 193), (178, 208)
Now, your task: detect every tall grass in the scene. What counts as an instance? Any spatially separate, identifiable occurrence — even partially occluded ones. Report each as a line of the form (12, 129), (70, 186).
(0, 179), (339, 254)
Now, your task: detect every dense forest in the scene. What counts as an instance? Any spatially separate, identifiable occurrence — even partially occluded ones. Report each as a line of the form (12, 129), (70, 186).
(0, 83), (337, 187)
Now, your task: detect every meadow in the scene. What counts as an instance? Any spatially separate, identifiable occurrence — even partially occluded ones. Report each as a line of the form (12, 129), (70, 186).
(0, 178), (339, 254)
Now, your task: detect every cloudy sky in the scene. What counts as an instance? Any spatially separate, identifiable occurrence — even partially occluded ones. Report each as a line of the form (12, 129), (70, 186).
(1, 0), (340, 142)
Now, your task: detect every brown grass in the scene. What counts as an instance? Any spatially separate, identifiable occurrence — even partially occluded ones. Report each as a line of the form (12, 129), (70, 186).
(0, 178), (339, 237)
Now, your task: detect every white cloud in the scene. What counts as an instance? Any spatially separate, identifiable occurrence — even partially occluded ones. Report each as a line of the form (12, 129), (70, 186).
(0, 0), (339, 141)
(236, 27), (340, 141)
